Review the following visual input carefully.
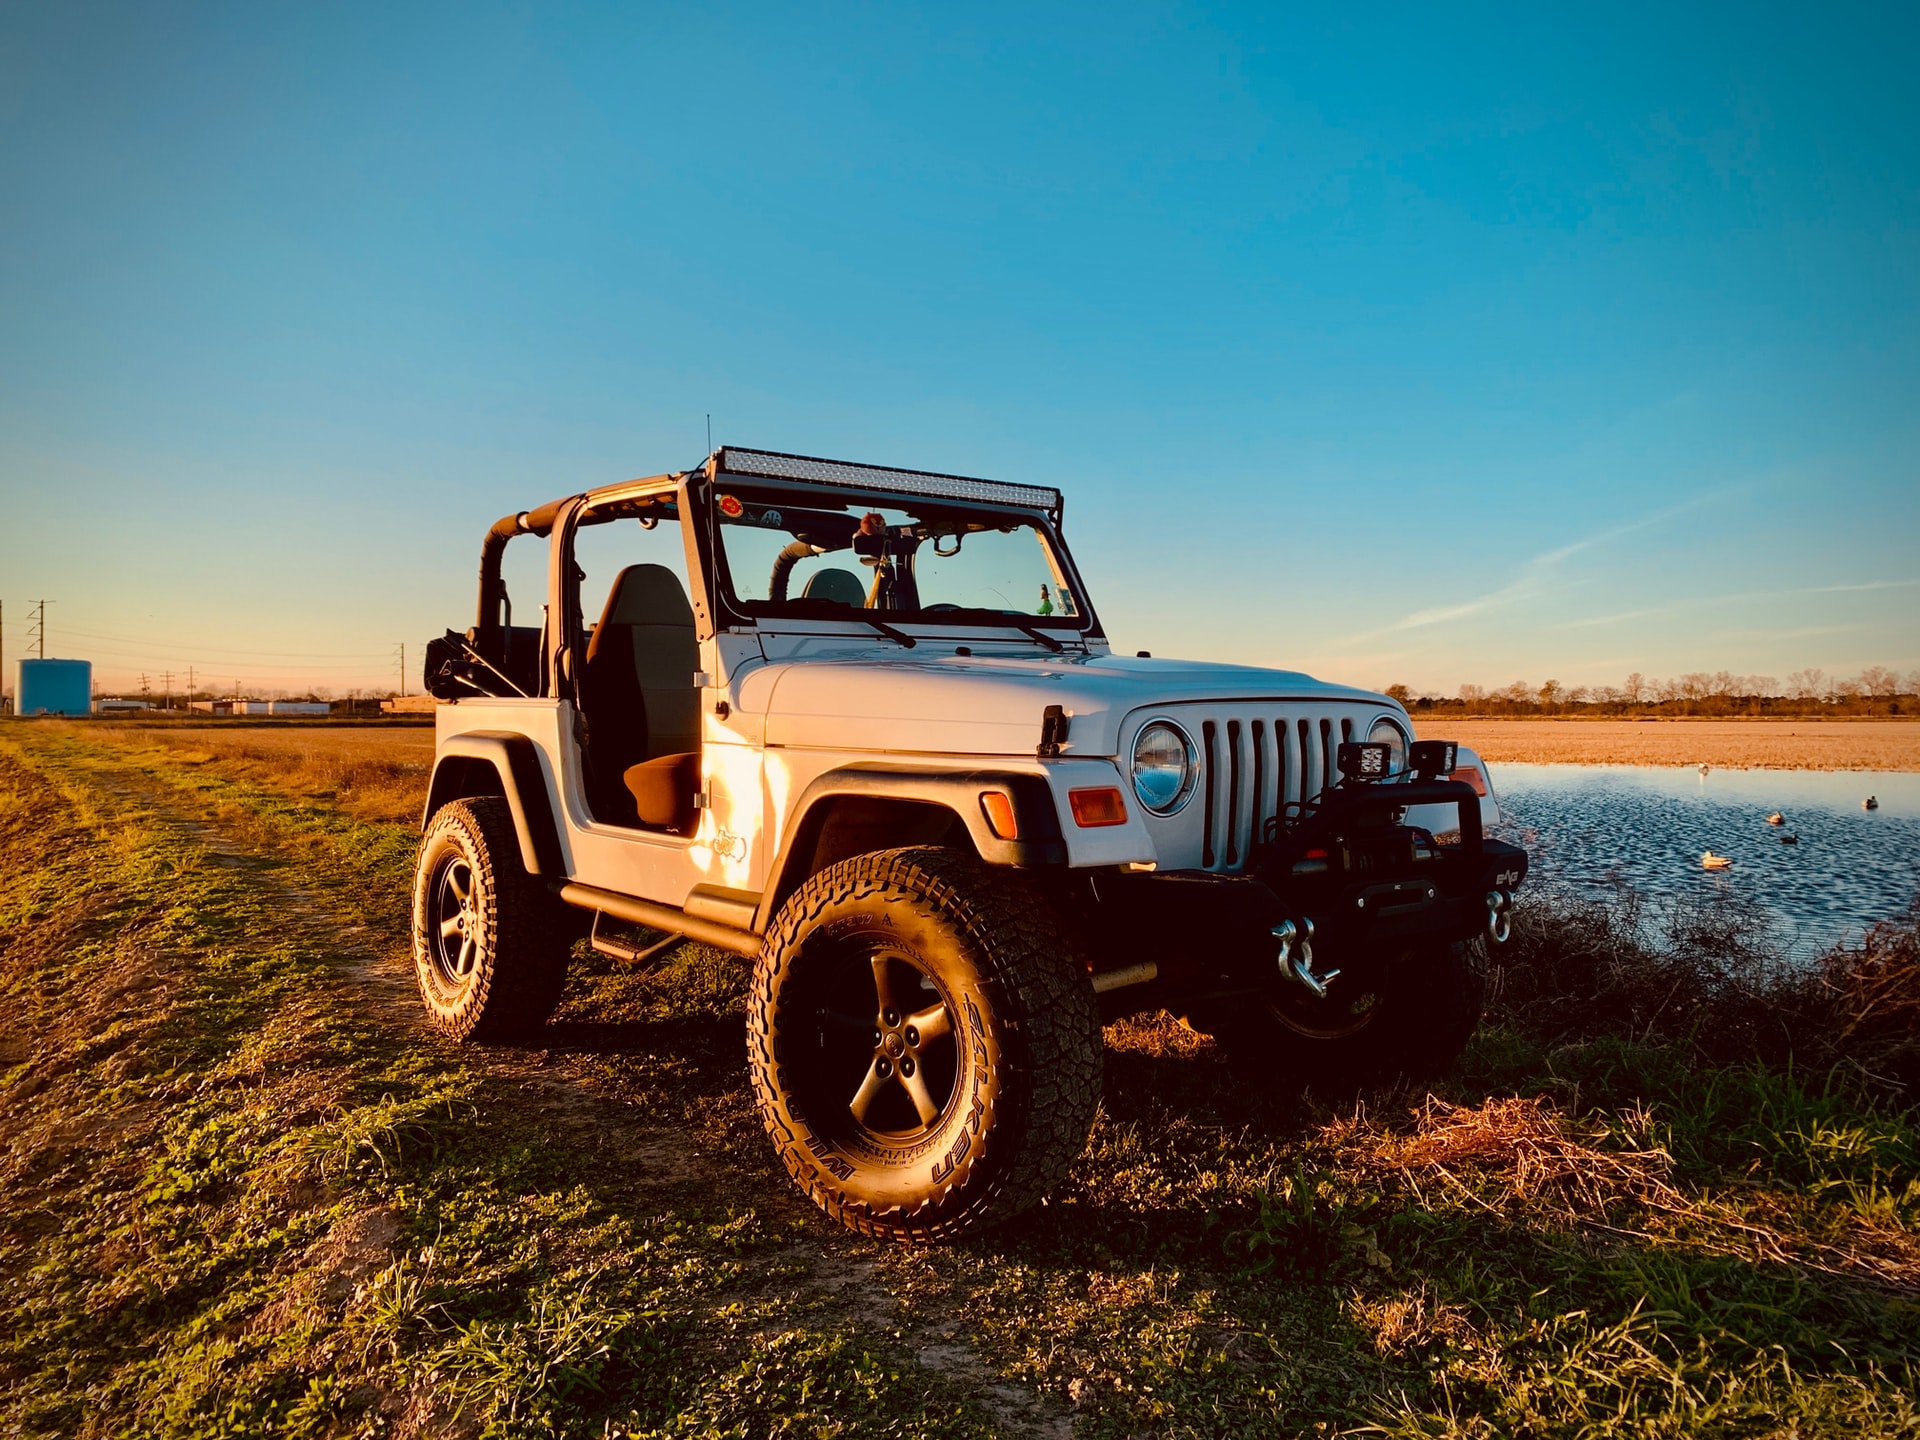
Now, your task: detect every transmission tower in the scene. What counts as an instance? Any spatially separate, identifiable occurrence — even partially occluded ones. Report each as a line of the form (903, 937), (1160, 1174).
(27, 599), (50, 659)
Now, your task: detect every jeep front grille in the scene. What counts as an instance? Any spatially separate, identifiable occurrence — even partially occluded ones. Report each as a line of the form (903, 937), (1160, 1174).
(1192, 708), (1367, 872)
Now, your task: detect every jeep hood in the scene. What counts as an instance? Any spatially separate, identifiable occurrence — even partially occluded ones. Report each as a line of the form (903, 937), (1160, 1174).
(738, 649), (1392, 758)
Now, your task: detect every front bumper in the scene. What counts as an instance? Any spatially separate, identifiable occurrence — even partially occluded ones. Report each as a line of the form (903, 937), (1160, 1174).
(1086, 777), (1528, 1005)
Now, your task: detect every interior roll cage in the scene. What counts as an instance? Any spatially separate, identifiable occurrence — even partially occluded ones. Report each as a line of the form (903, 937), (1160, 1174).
(456, 447), (1107, 700)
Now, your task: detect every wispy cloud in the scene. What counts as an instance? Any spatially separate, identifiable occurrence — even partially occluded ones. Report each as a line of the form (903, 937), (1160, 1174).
(1712, 624), (1858, 641)
(1556, 577), (1920, 630)
(1335, 491), (1724, 645)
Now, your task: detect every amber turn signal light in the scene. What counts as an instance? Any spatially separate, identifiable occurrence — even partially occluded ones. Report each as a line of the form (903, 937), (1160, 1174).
(1449, 765), (1488, 797)
(979, 790), (1019, 839)
(1068, 787), (1128, 827)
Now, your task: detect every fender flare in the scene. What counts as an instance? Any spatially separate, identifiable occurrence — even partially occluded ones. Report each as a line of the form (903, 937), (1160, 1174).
(422, 731), (566, 877)
(756, 764), (1066, 931)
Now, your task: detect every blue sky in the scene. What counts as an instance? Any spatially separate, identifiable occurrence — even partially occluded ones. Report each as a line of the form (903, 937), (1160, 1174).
(2, 2), (1916, 697)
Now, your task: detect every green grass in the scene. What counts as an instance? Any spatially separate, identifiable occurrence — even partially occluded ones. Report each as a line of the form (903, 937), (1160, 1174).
(1, 721), (1916, 1437)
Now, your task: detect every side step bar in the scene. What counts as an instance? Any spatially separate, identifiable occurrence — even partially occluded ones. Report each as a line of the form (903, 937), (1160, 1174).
(553, 881), (763, 958)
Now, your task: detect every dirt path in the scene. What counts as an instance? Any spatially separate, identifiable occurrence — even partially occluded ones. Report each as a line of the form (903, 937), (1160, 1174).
(54, 740), (1077, 1439)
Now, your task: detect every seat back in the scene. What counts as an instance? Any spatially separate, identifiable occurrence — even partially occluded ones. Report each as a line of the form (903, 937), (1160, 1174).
(583, 565), (700, 818)
(801, 567), (867, 607)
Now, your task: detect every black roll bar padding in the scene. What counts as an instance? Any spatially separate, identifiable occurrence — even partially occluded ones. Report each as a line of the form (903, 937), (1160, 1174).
(476, 512), (528, 633)
(768, 539), (821, 603)
(475, 496), (583, 635)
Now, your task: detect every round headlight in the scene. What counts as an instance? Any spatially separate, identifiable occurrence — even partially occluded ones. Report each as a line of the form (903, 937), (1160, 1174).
(1368, 716), (1410, 776)
(1131, 721), (1197, 815)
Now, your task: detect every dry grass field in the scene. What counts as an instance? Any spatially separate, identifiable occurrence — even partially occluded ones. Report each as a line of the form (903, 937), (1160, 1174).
(99, 722), (435, 823)
(3, 721), (1917, 1436)
(1418, 717), (1920, 770)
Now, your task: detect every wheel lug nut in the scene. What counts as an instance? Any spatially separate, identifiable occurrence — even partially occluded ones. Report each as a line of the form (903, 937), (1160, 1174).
(900, 1056), (915, 1077)
(883, 1009), (900, 1026)
(904, 1026), (918, 1047)
(876, 1058), (892, 1077)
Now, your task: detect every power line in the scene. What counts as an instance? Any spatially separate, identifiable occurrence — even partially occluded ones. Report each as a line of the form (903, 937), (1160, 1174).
(55, 624), (392, 659)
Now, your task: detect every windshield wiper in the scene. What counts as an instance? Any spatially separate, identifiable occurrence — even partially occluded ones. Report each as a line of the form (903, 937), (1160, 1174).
(861, 616), (918, 648)
(1014, 621), (1064, 653)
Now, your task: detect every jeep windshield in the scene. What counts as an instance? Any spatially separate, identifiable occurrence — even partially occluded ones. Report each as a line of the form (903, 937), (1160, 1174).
(709, 483), (1090, 632)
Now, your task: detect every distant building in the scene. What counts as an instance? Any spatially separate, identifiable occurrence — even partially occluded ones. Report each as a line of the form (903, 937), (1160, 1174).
(234, 700), (275, 715)
(95, 697), (153, 713)
(189, 700), (236, 715)
(382, 695), (437, 714)
(17, 659), (92, 716)
(267, 701), (330, 716)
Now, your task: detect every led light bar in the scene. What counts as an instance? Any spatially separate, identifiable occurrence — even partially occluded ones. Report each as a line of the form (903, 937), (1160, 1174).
(715, 446), (1061, 513)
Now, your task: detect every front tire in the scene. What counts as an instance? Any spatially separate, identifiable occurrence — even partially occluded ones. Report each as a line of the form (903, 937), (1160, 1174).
(748, 847), (1103, 1243)
(1187, 939), (1484, 1091)
(411, 798), (570, 1042)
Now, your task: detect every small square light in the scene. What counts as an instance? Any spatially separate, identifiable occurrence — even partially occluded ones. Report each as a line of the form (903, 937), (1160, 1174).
(1337, 741), (1392, 781)
(1409, 740), (1458, 779)
(1068, 787), (1128, 827)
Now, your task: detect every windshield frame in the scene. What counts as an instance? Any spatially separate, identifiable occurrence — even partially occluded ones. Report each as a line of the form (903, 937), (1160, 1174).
(695, 473), (1104, 641)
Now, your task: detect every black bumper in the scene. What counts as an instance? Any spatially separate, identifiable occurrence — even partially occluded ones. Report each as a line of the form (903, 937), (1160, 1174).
(1087, 778), (1527, 1004)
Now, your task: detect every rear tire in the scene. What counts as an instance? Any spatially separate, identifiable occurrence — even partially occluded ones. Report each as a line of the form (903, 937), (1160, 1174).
(412, 798), (570, 1042)
(1187, 938), (1484, 1091)
(748, 847), (1103, 1243)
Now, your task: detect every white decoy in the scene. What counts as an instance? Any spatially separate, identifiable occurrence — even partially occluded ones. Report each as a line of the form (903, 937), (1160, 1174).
(1766, 812), (1785, 826)
(1701, 850), (1733, 869)
(1698, 763), (1711, 776)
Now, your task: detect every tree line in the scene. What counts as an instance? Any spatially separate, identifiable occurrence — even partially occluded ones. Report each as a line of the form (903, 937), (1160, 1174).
(1388, 666), (1920, 718)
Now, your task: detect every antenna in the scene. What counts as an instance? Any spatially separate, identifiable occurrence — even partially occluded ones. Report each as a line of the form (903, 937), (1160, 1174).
(706, 413), (713, 454)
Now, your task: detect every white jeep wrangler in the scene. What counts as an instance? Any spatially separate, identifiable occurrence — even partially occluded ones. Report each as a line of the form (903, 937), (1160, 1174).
(413, 446), (1527, 1242)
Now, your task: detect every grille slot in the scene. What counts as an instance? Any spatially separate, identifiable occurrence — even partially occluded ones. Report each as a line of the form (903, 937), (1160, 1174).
(1176, 703), (1377, 872)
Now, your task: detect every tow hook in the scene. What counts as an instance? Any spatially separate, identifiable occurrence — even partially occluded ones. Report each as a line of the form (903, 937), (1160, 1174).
(1273, 917), (1340, 999)
(1485, 889), (1514, 945)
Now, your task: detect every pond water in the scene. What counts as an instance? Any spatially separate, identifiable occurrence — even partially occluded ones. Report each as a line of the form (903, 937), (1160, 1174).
(1490, 765), (1920, 955)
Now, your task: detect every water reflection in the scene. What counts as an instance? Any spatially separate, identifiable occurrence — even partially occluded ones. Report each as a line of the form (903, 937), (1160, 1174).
(1491, 765), (1920, 955)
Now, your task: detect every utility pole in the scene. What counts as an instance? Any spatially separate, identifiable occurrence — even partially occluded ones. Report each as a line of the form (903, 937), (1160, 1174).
(186, 665), (195, 707)
(28, 599), (50, 659)
(161, 671), (173, 713)
(1, 599), (6, 715)
(395, 642), (406, 698)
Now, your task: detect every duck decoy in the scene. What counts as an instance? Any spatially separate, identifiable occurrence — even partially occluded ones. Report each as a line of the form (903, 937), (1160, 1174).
(1766, 812), (1785, 826)
(1863, 796), (1879, 810)
(1701, 850), (1734, 869)
(1780, 834), (1799, 845)
(1698, 763), (1711, 776)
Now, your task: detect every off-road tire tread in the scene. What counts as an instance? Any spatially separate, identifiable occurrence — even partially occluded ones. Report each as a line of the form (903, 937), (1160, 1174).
(748, 846), (1102, 1243)
(412, 798), (569, 1043)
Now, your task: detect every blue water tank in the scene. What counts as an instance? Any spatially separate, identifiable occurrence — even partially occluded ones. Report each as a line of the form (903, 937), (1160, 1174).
(17, 659), (93, 716)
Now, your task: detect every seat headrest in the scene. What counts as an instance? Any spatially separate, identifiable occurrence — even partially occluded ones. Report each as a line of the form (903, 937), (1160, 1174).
(600, 564), (694, 628)
(801, 567), (867, 607)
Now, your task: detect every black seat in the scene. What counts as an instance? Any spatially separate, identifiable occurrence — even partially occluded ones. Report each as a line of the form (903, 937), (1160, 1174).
(581, 565), (700, 827)
(802, 568), (867, 606)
